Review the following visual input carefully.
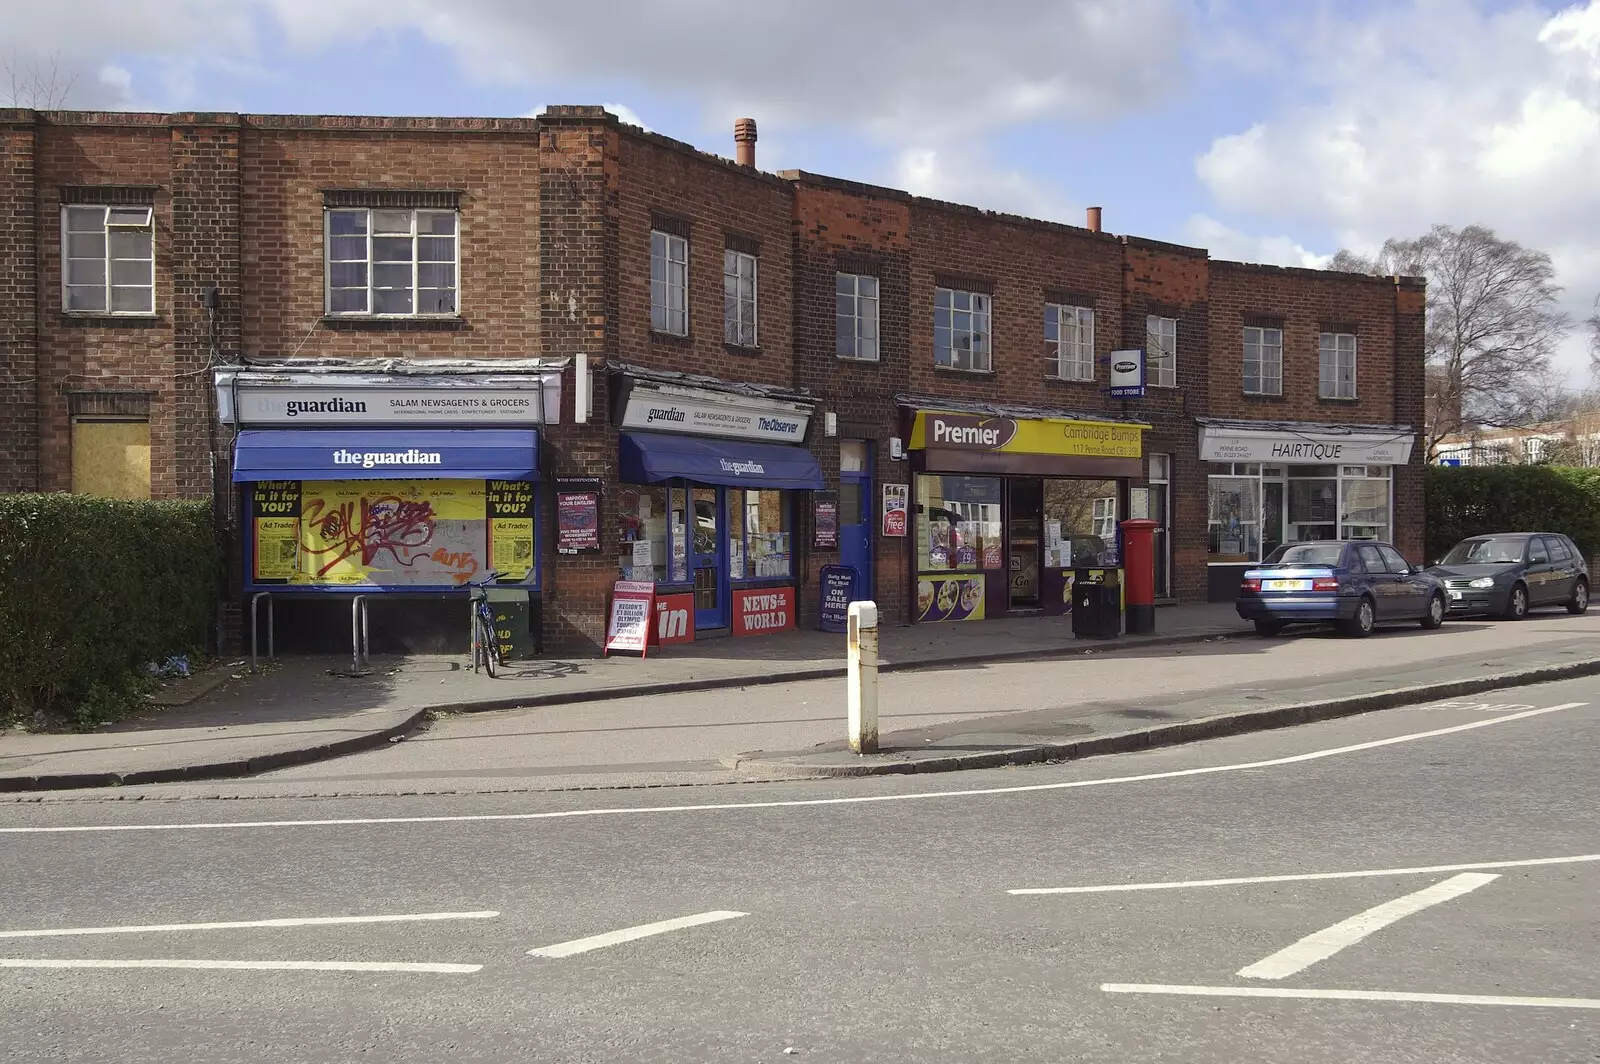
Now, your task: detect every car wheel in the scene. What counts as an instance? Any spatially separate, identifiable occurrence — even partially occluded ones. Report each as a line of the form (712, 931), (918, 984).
(1503, 583), (1529, 621)
(1568, 578), (1589, 616)
(1420, 592), (1446, 630)
(1341, 596), (1376, 638)
(1254, 620), (1284, 637)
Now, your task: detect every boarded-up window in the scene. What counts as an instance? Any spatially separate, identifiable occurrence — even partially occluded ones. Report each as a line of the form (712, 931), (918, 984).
(72, 419), (151, 499)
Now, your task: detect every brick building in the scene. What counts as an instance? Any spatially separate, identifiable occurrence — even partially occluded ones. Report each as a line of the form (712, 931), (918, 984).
(0, 105), (1426, 655)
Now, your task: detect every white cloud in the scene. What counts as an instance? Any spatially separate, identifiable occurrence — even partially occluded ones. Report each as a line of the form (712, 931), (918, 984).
(1182, 215), (1330, 269)
(892, 147), (1079, 226)
(601, 102), (650, 132)
(1194, 0), (1600, 380)
(261, 0), (1190, 137)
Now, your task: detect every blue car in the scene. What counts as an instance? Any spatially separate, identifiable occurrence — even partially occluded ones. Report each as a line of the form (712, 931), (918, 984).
(1236, 540), (1448, 638)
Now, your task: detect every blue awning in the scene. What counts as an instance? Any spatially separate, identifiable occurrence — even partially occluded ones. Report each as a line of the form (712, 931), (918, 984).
(619, 431), (823, 490)
(232, 429), (539, 482)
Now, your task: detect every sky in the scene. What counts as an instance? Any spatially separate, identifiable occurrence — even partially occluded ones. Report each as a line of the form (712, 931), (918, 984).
(7, 0), (1600, 382)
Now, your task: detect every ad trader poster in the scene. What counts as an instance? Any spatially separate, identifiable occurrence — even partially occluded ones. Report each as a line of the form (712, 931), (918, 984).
(250, 479), (535, 588)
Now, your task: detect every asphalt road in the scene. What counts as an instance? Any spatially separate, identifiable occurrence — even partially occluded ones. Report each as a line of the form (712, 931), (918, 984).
(0, 676), (1596, 1063)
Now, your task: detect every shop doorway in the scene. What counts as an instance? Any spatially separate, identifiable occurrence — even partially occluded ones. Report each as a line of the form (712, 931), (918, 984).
(690, 486), (728, 630)
(839, 441), (873, 602)
(1008, 478), (1043, 610)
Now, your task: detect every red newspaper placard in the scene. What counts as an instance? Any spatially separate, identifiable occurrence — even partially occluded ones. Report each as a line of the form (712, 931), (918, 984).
(604, 580), (657, 657)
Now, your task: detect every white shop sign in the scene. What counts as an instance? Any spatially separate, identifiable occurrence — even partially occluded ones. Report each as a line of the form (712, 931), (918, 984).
(233, 386), (552, 425)
(1200, 425), (1414, 465)
(620, 383), (811, 443)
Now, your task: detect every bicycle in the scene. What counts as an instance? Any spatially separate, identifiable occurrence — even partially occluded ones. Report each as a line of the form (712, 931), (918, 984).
(466, 570), (505, 678)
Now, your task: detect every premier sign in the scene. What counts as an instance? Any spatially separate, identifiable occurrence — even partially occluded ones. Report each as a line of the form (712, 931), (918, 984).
(926, 414), (1019, 451)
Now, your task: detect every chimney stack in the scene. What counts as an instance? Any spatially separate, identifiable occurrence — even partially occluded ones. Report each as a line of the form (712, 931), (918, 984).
(1086, 206), (1102, 233)
(734, 117), (758, 168)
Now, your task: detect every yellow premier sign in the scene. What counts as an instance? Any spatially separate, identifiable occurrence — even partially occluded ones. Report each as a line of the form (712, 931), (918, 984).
(909, 411), (1144, 459)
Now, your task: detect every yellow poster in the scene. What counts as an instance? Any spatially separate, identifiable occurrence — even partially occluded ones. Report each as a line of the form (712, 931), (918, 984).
(294, 479), (490, 587)
(487, 480), (536, 581)
(255, 518), (300, 580)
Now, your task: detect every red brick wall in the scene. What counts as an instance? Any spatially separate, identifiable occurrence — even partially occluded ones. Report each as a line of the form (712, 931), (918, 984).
(613, 126), (794, 386)
(238, 116), (541, 362)
(1207, 260), (1401, 424)
(0, 114), (39, 492)
(31, 117), (182, 496)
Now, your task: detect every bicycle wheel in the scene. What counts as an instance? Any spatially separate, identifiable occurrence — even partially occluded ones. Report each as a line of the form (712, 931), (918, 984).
(476, 613), (498, 678)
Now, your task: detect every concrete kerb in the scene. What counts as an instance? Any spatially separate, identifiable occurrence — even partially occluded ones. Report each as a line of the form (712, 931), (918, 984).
(727, 656), (1600, 779)
(0, 709), (430, 794)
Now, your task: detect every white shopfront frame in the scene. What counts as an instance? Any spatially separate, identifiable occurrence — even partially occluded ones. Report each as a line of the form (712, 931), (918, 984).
(1207, 462), (1395, 565)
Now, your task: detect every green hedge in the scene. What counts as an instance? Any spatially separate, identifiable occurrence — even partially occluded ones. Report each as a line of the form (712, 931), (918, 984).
(1426, 466), (1600, 564)
(0, 495), (219, 728)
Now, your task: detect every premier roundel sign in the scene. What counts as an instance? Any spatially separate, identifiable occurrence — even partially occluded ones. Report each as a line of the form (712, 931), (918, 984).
(1108, 348), (1146, 399)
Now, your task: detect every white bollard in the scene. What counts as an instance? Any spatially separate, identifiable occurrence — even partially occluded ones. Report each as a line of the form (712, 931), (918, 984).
(847, 600), (879, 754)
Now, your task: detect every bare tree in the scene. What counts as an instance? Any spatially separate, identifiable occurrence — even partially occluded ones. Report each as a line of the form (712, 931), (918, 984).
(1588, 294), (1600, 379)
(2, 50), (78, 109)
(1330, 225), (1572, 460)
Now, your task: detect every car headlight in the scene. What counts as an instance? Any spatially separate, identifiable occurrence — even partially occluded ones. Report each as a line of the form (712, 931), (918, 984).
(1468, 577), (1495, 589)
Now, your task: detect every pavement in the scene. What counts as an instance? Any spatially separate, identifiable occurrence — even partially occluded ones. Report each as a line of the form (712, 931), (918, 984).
(3, 603), (1598, 797)
(0, 674), (1595, 1062)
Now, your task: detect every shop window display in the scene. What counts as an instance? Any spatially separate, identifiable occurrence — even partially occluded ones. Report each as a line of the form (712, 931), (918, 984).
(916, 474), (1001, 572)
(1041, 479), (1120, 567)
(616, 485), (669, 582)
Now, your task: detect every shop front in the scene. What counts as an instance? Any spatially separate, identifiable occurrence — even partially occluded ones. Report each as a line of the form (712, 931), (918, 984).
(903, 403), (1146, 623)
(610, 370), (822, 639)
(215, 358), (562, 654)
(1199, 419), (1416, 601)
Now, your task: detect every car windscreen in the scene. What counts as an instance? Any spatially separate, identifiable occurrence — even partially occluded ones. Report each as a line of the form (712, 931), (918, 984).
(1441, 537), (1528, 564)
(1264, 543), (1345, 567)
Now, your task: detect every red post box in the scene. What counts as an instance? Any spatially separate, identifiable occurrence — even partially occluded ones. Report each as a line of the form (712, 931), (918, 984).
(1119, 518), (1159, 634)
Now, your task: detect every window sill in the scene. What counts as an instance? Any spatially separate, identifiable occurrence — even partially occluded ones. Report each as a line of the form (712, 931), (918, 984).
(321, 316), (467, 332)
(650, 329), (693, 347)
(1318, 394), (1360, 403)
(932, 364), (994, 377)
(836, 354), (882, 365)
(1242, 391), (1287, 401)
(59, 313), (164, 328)
(723, 341), (761, 355)
(1045, 374), (1097, 386)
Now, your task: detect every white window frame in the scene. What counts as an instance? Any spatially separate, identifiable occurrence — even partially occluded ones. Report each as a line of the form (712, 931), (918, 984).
(1146, 315), (1178, 388)
(723, 249), (758, 347)
(934, 287), (992, 372)
(1319, 332), (1358, 399)
(1243, 325), (1283, 396)
(651, 230), (689, 336)
(836, 272), (880, 362)
(1092, 495), (1117, 540)
(1045, 303), (1095, 382)
(61, 205), (156, 315)
(324, 208), (460, 317)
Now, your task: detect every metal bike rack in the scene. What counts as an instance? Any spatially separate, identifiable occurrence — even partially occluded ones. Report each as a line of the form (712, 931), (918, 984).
(350, 595), (371, 674)
(249, 591), (275, 674)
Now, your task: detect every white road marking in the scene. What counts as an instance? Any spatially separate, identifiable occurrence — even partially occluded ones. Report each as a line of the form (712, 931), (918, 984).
(0, 959), (479, 974)
(1101, 983), (1600, 1010)
(1008, 852), (1600, 895)
(1237, 873), (1498, 980)
(526, 910), (748, 958)
(0, 910), (499, 940)
(0, 702), (1585, 836)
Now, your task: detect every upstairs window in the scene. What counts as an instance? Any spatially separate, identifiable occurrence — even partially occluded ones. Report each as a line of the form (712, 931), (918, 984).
(723, 249), (758, 347)
(63, 205), (155, 314)
(1044, 303), (1094, 381)
(651, 230), (689, 335)
(1319, 332), (1357, 399)
(836, 273), (879, 361)
(326, 208), (458, 316)
(1146, 315), (1177, 388)
(1243, 326), (1283, 395)
(935, 287), (991, 372)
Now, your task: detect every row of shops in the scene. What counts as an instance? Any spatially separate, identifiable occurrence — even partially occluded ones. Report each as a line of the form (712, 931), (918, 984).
(215, 358), (1417, 654)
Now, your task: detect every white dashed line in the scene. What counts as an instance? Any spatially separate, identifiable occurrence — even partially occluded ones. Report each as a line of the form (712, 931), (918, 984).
(0, 910), (499, 940)
(1101, 983), (1600, 1010)
(527, 911), (748, 959)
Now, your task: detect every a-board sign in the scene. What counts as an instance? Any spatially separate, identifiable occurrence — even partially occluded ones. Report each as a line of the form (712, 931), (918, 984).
(603, 580), (656, 656)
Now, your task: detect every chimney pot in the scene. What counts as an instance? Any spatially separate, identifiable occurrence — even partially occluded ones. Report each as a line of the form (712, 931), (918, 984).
(734, 117), (758, 168)
(1087, 206), (1102, 233)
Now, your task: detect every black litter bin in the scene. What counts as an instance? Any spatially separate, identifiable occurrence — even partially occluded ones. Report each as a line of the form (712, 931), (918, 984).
(1071, 571), (1122, 639)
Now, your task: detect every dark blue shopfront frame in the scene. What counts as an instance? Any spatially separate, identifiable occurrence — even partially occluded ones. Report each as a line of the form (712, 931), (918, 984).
(618, 431), (823, 490)
(232, 428), (540, 482)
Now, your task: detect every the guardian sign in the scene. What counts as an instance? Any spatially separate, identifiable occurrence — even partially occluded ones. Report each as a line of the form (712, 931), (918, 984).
(620, 383), (812, 442)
